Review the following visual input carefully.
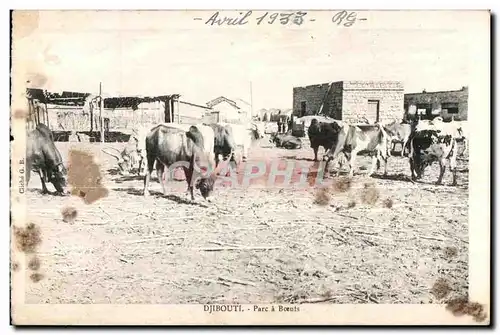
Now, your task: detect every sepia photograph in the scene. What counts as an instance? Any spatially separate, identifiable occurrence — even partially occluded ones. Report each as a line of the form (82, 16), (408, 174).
(9, 9), (491, 325)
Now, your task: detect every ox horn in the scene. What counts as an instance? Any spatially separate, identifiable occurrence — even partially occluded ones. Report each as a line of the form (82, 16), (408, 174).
(101, 147), (122, 161)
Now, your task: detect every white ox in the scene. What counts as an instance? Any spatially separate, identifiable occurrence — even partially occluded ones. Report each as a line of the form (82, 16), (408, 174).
(217, 121), (265, 163)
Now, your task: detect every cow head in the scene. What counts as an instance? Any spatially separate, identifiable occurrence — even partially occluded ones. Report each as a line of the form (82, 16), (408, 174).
(195, 175), (216, 201)
(101, 147), (136, 176)
(250, 122), (265, 140)
(49, 163), (67, 193)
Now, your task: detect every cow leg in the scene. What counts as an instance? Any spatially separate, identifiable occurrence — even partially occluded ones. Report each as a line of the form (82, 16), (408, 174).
(436, 160), (445, 185)
(383, 155), (388, 176)
(143, 157), (155, 197)
(242, 146), (248, 162)
(368, 154), (378, 177)
(348, 150), (358, 178)
(182, 165), (195, 201)
(214, 151), (220, 169)
(26, 160), (32, 187)
(37, 169), (49, 194)
(312, 146), (318, 162)
(156, 164), (168, 196)
(450, 147), (458, 186)
(402, 140), (408, 157)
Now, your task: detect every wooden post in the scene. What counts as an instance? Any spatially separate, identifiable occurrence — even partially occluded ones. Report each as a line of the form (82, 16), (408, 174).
(99, 82), (104, 143)
(44, 101), (49, 128)
(169, 98), (174, 123)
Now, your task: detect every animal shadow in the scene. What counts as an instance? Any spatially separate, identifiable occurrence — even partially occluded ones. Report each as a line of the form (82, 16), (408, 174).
(113, 175), (145, 184)
(113, 187), (145, 196)
(107, 168), (122, 176)
(282, 155), (314, 162)
(370, 173), (412, 182)
(163, 194), (209, 208)
(112, 187), (209, 208)
(28, 188), (68, 197)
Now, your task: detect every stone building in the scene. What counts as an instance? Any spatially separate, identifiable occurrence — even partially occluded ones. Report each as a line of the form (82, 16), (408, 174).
(292, 80), (404, 123)
(404, 86), (468, 121)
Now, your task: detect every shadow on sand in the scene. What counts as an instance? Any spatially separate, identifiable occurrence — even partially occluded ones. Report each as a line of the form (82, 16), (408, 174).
(282, 155), (315, 162)
(370, 173), (412, 182)
(113, 187), (209, 208)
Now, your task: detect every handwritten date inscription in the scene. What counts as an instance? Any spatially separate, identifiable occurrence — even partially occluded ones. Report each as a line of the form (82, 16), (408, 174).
(205, 11), (307, 26)
(202, 10), (363, 27)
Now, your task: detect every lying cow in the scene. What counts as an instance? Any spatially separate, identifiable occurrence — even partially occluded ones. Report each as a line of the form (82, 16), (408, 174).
(409, 126), (459, 186)
(383, 120), (412, 156)
(26, 123), (67, 195)
(143, 124), (215, 201)
(270, 132), (303, 149)
(307, 118), (342, 161)
(323, 123), (390, 178)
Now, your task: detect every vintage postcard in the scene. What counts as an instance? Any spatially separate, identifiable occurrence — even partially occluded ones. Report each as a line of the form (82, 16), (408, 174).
(10, 9), (490, 325)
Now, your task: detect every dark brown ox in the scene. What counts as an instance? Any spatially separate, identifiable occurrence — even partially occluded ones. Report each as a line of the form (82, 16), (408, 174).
(323, 123), (390, 178)
(26, 123), (67, 195)
(143, 124), (215, 201)
(307, 119), (343, 161)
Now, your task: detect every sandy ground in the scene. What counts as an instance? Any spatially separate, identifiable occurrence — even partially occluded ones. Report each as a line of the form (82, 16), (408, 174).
(17, 136), (469, 304)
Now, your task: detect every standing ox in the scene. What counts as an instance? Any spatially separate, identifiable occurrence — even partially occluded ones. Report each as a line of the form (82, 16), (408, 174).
(143, 124), (215, 201)
(323, 123), (390, 178)
(307, 118), (342, 162)
(382, 120), (412, 157)
(26, 124), (67, 194)
(409, 122), (459, 185)
(108, 123), (216, 177)
(219, 122), (265, 164)
(205, 123), (237, 168)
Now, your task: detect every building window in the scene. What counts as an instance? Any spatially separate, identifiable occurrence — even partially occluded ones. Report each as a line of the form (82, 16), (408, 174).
(441, 102), (459, 114)
(300, 101), (307, 117)
(416, 103), (432, 119)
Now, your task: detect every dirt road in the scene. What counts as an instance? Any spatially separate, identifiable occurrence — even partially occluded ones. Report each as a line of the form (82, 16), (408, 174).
(20, 138), (469, 304)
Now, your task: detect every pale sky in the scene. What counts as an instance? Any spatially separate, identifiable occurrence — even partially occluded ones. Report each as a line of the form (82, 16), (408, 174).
(13, 10), (480, 110)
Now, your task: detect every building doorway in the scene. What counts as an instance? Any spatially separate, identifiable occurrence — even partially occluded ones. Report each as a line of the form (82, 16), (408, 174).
(367, 100), (380, 123)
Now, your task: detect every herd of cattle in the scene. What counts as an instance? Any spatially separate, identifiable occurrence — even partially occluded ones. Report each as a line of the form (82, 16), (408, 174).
(25, 116), (469, 202)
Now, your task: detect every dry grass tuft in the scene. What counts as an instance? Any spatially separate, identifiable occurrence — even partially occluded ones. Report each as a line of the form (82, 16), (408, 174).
(383, 198), (394, 208)
(431, 278), (452, 300)
(321, 289), (333, 298)
(13, 223), (42, 253)
(443, 246), (458, 259)
(61, 206), (78, 223)
(446, 297), (488, 322)
(360, 182), (380, 205)
(30, 273), (44, 283)
(314, 188), (331, 206)
(28, 256), (41, 271)
(332, 177), (352, 193)
(347, 200), (356, 209)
